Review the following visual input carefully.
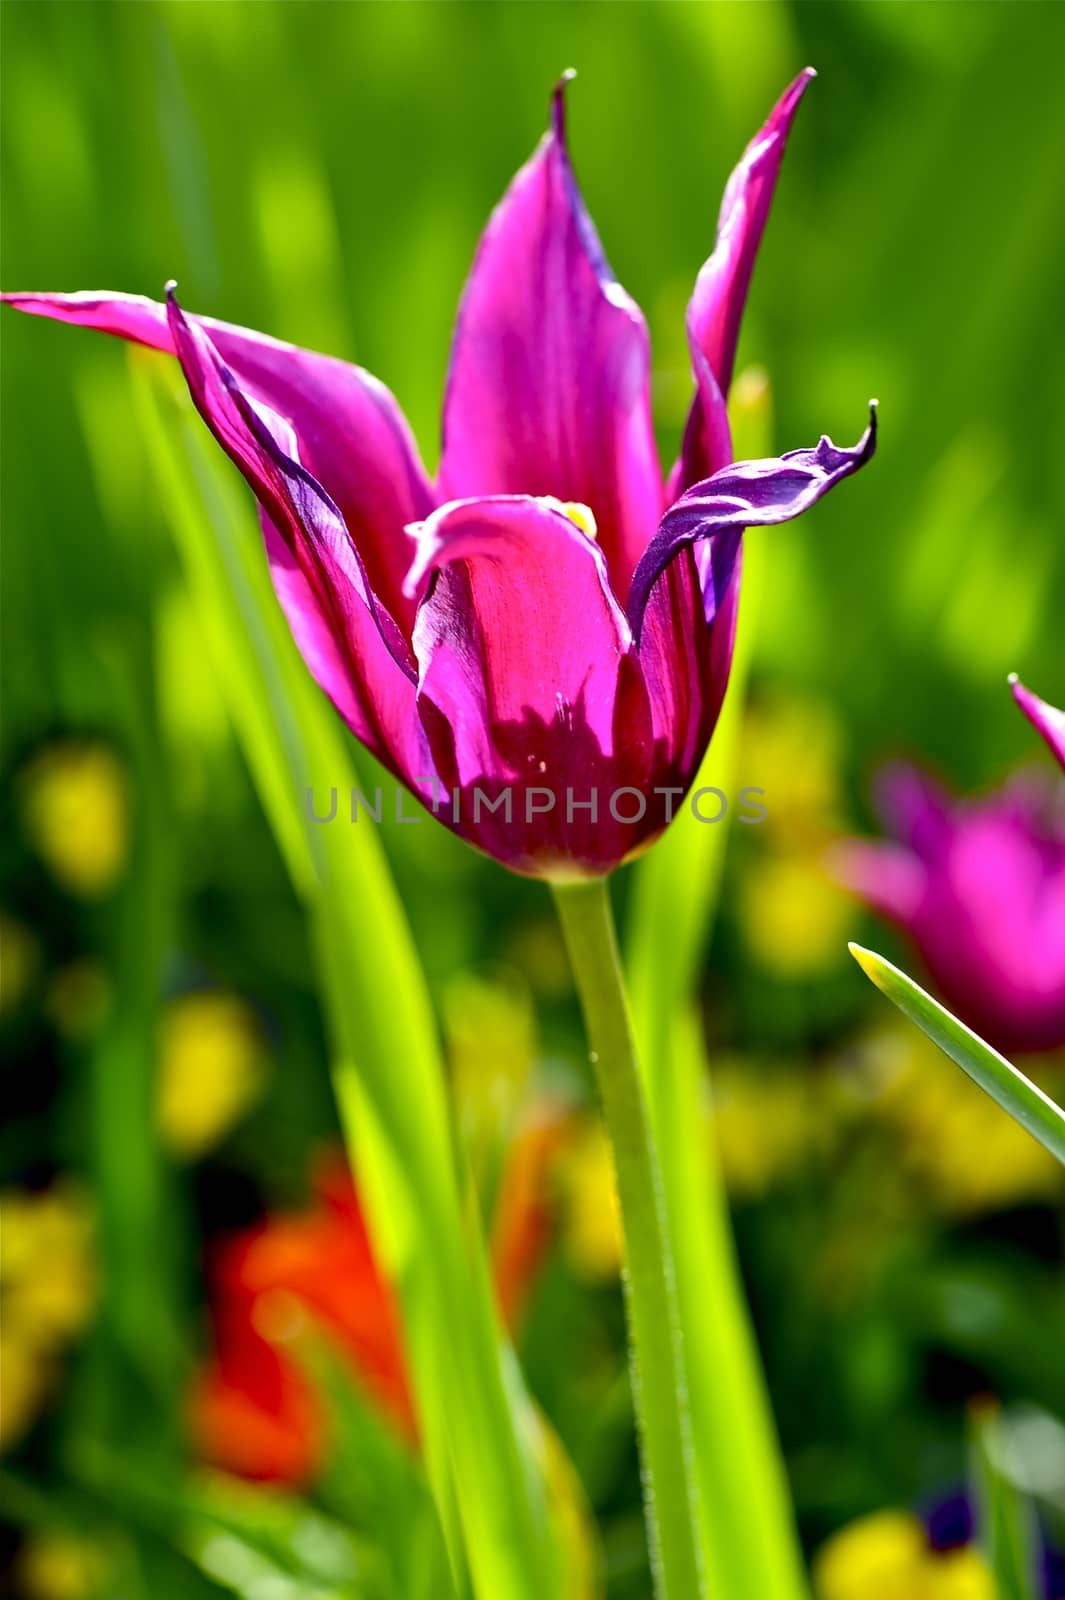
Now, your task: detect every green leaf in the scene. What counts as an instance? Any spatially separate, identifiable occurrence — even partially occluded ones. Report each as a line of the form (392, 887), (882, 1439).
(969, 1404), (1039, 1600)
(307, 1334), (453, 1600)
(625, 372), (810, 1600)
(132, 353), (554, 1600)
(849, 945), (1065, 1166)
(70, 1444), (391, 1600)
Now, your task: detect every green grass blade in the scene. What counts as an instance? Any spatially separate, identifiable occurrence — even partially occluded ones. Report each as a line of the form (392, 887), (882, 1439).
(79, 652), (186, 1477)
(849, 945), (1065, 1166)
(625, 373), (809, 1600)
(969, 1404), (1039, 1600)
(132, 352), (553, 1600)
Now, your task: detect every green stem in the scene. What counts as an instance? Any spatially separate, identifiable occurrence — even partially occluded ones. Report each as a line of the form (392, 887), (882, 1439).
(551, 877), (706, 1600)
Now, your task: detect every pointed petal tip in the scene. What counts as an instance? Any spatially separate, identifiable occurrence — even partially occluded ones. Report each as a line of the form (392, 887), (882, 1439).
(551, 68), (578, 137)
(630, 403), (877, 639)
(777, 66), (817, 119)
(1009, 673), (1035, 709)
(1010, 674), (1065, 771)
(675, 61), (820, 481)
(841, 401), (878, 465)
(865, 398), (879, 444)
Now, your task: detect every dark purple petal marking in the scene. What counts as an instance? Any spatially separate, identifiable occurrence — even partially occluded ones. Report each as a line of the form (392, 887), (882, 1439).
(636, 546), (728, 783)
(629, 403), (877, 640)
(162, 289), (433, 785)
(208, 344), (417, 685)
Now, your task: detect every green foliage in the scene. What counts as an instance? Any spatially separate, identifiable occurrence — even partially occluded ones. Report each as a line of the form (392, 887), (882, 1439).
(3, 3), (1064, 1596)
(851, 945), (1065, 1167)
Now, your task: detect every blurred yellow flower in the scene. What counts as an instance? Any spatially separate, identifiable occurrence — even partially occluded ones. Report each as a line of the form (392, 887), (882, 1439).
(815, 1510), (994, 1600)
(741, 694), (845, 850)
(17, 1534), (111, 1600)
(557, 1118), (623, 1281)
(156, 991), (268, 1160)
(871, 1022), (1063, 1214)
(17, 741), (129, 897)
(0, 1183), (96, 1452)
(735, 693), (856, 977)
(710, 1062), (818, 1197)
(0, 914), (39, 1015)
(0, 1333), (51, 1452)
(740, 851), (854, 978)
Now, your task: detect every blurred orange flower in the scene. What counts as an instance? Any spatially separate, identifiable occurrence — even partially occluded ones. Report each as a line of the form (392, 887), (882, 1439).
(190, 1121), (563, 1484)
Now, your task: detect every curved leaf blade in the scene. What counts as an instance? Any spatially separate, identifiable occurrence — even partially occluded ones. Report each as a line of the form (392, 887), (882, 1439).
(849, 944), (1065, 1166)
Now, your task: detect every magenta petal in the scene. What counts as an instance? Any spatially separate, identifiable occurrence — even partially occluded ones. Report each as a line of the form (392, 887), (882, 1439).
(1012, 676), (1065, 773)
(261, 514), (431, 786)
(163, 291), (430, 786)
(830, 840), (927, 923)
(407, 496), (654, 876)
(630, 405), (877, 638)
(840, 764), (1065, 1055)
(438, 79), (663, 593)
(638, 547), (737, 781)
(873, 762), (955, 861)
(675, 70), (815, 491)
(2, 289), (433, 631)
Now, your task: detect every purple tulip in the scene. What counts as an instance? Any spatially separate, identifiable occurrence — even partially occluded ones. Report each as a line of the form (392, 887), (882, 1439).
(4, 72), (874, 878)
(836, 760), (1065, 1055)
(1012, 676), (1065, 773)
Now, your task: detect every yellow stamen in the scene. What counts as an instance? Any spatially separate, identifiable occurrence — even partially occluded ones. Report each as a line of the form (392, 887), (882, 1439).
(543, 497), (598, 541)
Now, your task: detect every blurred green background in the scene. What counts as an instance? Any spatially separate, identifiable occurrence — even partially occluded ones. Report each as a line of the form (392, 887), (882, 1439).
(2, 3), (1065, 1598)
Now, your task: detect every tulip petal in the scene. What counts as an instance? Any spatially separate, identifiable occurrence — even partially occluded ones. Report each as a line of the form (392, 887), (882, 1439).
(838, 771), (1065, 1056)
(258, 512), (431, 786)
(630, 405), (877, 639)
(873, 762), (955, 861)
(407, 496), (655, 875)
(675, 70), (815, 491)
(637, 548), (737, 779)
(163, 290), (431, 784)
(2, 288), (433, 631)
(439, 77), (663, 592)
(1012, 676), (1065, 772)
(830, 840), (927, 923)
